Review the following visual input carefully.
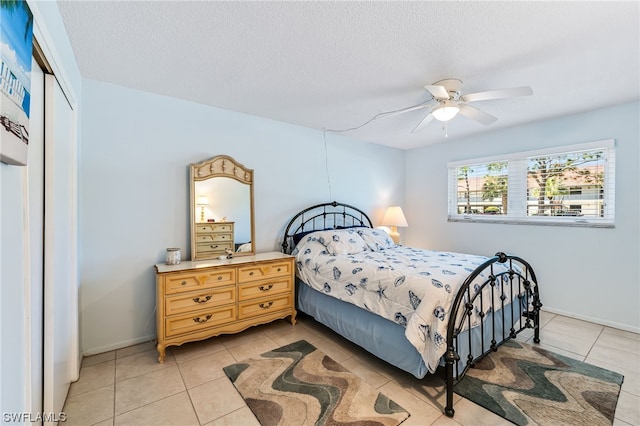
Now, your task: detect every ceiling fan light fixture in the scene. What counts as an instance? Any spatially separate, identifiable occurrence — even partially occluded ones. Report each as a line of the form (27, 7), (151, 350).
(432, 100), (460, 122)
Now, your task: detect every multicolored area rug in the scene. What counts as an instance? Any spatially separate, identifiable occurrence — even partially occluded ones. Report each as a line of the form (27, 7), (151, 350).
(223, 340), (410, 426)
(454, 339), (624, 426)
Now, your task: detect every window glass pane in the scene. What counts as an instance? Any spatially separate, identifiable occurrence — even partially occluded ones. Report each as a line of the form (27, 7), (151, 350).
(456, 162), (508, 215)
(526, 149), (605, 218)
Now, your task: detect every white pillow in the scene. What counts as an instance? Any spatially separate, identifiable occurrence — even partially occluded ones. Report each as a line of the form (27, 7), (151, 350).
(236, 242), (252, 252)
(292, 234), (328, 257)
(310, 229), (370, 255)
(357, 228), (395, 251)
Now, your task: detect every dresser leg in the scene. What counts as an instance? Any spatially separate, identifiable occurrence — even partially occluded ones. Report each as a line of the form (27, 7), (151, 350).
(157, 343), (166, 363)
(290, 310), (297, 325)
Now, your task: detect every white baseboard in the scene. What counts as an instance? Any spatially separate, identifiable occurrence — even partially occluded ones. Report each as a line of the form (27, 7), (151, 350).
(542, 307), (640, 335)
(82, 335), (156, 357)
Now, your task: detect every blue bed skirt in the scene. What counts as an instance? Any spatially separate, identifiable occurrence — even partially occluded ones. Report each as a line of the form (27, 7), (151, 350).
(297, 278), (429, 378)
(296, 278), (522, 379)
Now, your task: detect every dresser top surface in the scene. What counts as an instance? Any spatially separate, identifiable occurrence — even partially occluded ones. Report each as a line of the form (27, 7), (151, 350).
(155, 251), (293, 274)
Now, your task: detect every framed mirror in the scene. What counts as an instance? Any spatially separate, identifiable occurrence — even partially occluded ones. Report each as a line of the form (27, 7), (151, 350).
(190, 155), (255, 260)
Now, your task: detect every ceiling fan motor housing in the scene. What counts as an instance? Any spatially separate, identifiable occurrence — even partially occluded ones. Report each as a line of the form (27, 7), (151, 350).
(433, 78), (462, 100)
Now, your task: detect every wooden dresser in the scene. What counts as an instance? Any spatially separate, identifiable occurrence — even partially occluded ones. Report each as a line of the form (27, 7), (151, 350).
(154, 252), (296, 363)
(193, 222), (234, 258)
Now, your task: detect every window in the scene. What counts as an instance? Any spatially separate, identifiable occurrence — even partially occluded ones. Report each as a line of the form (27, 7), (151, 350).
(448, 140), (615, 227)
(569, 186), (582, 195)
(456, 162), (508, 215)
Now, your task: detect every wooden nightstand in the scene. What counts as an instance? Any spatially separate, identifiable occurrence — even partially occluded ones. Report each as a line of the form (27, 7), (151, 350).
(154, 252), (296, 363)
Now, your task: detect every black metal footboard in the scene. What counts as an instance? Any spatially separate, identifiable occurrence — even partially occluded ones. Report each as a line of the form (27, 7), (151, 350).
(443, 252), (542, 417)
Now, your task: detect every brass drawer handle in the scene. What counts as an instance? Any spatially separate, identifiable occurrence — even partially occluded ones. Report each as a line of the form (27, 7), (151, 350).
(259, 301), (274, 309)
(217, 276), (223, 280)
(277, 268), (281, 272)
(249, 271), (254, 276)
(259, 284), (273, 292)
(181, 281), (187, 286)
(193, 314), (212, 323)
(210, 245), (219, 249)
(193, 295), (212, 303)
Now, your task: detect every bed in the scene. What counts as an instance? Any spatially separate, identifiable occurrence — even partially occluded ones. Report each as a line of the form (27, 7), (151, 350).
(281, 201), (542, 417)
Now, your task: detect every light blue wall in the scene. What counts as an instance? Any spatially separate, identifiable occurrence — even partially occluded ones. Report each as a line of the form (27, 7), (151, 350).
(79, 84), (639, 353)
(404, 102), (640, 332)
(79, 80), (405, 354)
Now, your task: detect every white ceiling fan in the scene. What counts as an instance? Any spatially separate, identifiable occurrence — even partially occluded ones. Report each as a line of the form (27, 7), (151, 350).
(383, 78), (533, 134)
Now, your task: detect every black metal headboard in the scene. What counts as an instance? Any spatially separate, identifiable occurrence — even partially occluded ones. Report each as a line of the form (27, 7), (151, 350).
(281, 201), (373, 254)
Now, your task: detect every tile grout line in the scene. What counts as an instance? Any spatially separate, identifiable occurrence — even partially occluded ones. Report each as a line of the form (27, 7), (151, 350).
(175, 353), (204, 425)
(584, 326), (606, 361)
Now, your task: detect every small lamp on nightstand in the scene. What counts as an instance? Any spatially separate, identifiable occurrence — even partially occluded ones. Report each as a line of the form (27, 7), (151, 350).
(197, 196), (209, 222)
(381, 206), (408, 244)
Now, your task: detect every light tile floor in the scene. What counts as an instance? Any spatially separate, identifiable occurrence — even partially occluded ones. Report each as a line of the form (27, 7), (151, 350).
(63, 311), (640, 425)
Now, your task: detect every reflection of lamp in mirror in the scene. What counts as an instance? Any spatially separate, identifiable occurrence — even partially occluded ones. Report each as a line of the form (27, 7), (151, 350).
(197, 196), (209, 222)
(381, 206), (408, 244)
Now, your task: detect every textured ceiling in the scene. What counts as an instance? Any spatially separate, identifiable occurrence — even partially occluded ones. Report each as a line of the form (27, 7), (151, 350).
(58, 1), (639, 149)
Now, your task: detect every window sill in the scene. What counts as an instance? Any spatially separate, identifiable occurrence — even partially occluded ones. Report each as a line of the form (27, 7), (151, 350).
(448, 216), (614, 228)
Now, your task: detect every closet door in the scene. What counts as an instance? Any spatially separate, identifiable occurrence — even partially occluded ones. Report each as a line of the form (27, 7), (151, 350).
(43, 74), (79, 420)
(27, 56), (45, 418)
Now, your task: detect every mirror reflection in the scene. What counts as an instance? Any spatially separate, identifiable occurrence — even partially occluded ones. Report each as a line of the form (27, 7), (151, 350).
(190, 155), (254, 260)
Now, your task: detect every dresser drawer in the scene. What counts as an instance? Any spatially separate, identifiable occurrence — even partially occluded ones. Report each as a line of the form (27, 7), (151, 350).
(165, 305), (236, 337)
(196, 233), (233, 243)
(196, 241), (234, 255)
(238, 278), (291, 301)
(238, 293), (293, 319)
(165, 286), (235, 316)
(195, 223), (233, 233)
(238, 261), (292, 283)
(165, 269), (235, 294)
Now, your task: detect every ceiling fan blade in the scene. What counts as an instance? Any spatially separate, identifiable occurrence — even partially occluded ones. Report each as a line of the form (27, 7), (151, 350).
(460, 86), (533, 103)
(410, 112), (434, 133)
(458, 103), (498, 125)
(424, 84), (450, 100)
(378, 101), (432, 119)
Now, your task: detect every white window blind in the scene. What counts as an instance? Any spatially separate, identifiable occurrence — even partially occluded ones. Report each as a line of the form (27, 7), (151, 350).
(447, 140), (615, 227)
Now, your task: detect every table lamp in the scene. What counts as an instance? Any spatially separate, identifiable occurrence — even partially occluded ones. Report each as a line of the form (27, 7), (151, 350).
(381, 206), (408, 244)
(197, 196), (209, 222)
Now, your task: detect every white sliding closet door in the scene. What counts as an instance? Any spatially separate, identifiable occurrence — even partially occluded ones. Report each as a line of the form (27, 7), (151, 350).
(27, 56), (45, 419)
(43, 74), (79, 421)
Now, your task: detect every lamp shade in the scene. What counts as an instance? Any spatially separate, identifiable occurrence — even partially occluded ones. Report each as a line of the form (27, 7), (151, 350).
(431, 100), (460, 122)
(197, 196), (209, 206)
(381, 206), (408, 227)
